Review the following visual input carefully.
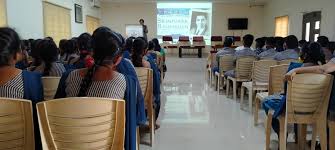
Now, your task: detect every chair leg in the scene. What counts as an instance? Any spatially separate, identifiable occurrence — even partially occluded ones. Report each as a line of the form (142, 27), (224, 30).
(297, 124), (307, 150)
(329, 121), (335, 150)
(248, 89), (253, 112)
(217, 75), (220, 94)
(279, 116), (287, 150)
(240, 86), (245, 109)
(233, 81), (237, 100)
(254, 97), (260, 126)
(318, 118), (328, 150)
(311, 123), (317, 150)
(226, 79), (230, 96)
(265, 112), (273, 150)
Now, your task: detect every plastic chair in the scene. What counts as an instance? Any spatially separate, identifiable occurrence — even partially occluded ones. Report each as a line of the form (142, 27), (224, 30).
(215, 55), (235, 93)
(135, 67), (155, 147)
(265, 74), (333, 150)
(240, 60), (277, 111)
(226, 57), (256, 100)
(254, 64), (289, 126)
(42, 77), (61, 100)
(0, 98), (35, 150)
(278, 59), (299, 65)
(37, 97), (126, 150)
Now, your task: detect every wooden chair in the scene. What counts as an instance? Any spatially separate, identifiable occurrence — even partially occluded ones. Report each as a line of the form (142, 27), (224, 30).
(265, 74), (333, 150)
(0, 98), (34, 150)
(240, 60), (277, 112)
(215, 55), (235, 94)
(135, 67), (155, 147)
(278, 59), (298, 65)
(37, 97), (126, 150)
(254, 64), (289, 126)
(42, 77), (61, 100)
(226, 57), (256, 100)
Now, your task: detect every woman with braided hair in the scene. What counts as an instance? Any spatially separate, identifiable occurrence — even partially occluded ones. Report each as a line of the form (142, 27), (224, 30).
(0, 27), (44, 149)
(33, 39), (66, 76)
(55, 27), (146, 150)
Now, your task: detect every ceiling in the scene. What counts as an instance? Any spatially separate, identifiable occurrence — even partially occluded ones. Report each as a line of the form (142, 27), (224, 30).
(100, 0), (268, 4)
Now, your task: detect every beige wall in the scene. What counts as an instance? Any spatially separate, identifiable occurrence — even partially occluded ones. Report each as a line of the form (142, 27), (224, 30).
(264, 0), (335, 40)
(101, 2), (265, 42)
(213, 3), (265, 40)
(101, 2), (157, 40)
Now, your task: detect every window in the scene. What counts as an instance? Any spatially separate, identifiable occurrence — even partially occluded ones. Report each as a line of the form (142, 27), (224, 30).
(43, 2), (71, 45)
(86, 16), (100, 34)
(0, 0), (7, 27)
(302, 11), (321, 42)
(275, 16), (289, 37)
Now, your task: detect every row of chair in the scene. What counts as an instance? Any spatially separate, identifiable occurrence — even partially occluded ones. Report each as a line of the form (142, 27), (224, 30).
(207, 55), (335, 149)
(18, 67), (156, 149)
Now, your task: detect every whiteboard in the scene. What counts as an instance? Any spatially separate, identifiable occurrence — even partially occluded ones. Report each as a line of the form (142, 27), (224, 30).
(125, 24), (143, 38)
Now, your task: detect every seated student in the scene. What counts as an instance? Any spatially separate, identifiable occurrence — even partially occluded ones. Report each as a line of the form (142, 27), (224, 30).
(224, 34), (256, 77)
(263, 42), (326, 139)
(258, 37), (278, 59)
(317, 36), (333, 62)
(15, 40), (30, 69)
(131, 37), (151, 68)
(30, 39), (43, 68)
(61, 39), (79, 64)
(298, 39), (307, 49)
(275, 37), (285, 52)
(32, 39), (66, 76)
(59, 39), (67, 61)
(212, 37), (235, 73)
(0, 27), (43, 149)
(123, 37), (135, 60)
(273, 35), (299, 61)
(152, 38), (167, 76)
(55, 27), (143, 150)
(329, 41), (335, 56)
(72, 33), (94, 69)
(147, 41), (159, 61)
(254, 37), (266, 55)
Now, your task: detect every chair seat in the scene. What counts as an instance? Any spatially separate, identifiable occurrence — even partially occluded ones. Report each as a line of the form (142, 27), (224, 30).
(256, 92), (269, 101)
(228, 76), (250, 82)
(242, 82), (268, 90)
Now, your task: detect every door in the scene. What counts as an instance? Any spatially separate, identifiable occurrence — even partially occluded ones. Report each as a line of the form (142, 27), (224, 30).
(302, 11), (321, 42)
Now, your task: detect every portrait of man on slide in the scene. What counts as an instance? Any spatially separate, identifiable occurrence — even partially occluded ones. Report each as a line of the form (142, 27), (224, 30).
(190, 12), (210, 36)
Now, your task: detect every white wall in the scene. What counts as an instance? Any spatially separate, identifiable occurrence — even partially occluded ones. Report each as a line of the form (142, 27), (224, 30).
(264, 0), (335, 41)
(101, 2), (265, 41)
(6, 0), (44, 39)
(101, 2), (157, 40)
(5, 0), (101, 39)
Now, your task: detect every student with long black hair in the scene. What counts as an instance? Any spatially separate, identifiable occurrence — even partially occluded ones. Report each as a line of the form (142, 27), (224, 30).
(55, 27), (145, 150)
(61, 39), (79, 64)
(131, 37), (151, 68)
(33, 39), (66, 76)
(72, 33), (94, 69)
(0, 27), (43, 149)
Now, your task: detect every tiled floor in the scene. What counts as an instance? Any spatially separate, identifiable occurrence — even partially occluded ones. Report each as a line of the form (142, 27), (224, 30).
(139, 55), (302, 150)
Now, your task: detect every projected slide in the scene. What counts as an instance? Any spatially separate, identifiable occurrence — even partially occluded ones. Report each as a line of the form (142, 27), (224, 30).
(157, 3), (212, 40)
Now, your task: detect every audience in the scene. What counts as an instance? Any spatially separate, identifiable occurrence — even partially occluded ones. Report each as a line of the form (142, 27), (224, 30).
(213, 37), (235, 73)
(72, 33), (94, 69)
(254, 37), (266, 55)
(318, 36), (333, 61)
(0, 27), (43, 149)
(273, 35), (299, 61)
(131, 37), (151, 68)
(274, 37), (285, 52)
(123, 37), (135, 60)
(300, 42), (326, 66)
(32, 39), (66, 76)
(258, 37), (277, 59)
(61, 39), (79, 64)
(58, 39), (67, 60)
(329, 41), (335, 55)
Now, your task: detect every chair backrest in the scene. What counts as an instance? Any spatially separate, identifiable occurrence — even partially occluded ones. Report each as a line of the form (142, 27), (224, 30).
(218, 55), (235, 74)
(278, 59), (298, 65)
(42, 77), (61, 100)
(0, 98), (34, 150)
(286, 74), (333, 123)
(268, 64), (289, 95)
(252, 60), (278, 83)
(37, 97), (126, 150)
(235, 57), (257, 80)
(135, 68), (153, 107)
